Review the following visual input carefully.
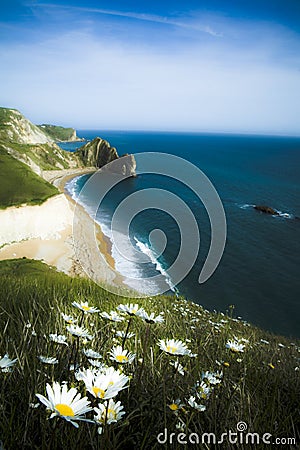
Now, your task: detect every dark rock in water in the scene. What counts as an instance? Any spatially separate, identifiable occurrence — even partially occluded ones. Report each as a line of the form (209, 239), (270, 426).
(254, 205), (279, 215)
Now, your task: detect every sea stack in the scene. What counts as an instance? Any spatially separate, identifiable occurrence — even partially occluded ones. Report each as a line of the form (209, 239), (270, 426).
(76, 137), (136, 176)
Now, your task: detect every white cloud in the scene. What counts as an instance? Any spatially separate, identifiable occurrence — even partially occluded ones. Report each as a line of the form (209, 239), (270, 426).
(35, 3), (223, 37)
(1, 14), (300, 134)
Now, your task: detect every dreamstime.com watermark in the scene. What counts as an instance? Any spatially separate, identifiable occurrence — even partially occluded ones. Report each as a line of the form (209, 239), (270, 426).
(156, 422), (297, 446)
(73, 152), (227, 297)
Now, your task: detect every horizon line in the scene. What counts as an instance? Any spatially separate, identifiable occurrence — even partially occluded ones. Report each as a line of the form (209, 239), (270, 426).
(73, 128), (300, 139)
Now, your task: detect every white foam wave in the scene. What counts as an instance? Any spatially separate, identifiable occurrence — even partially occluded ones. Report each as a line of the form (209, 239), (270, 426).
(134, 238), (177, 293)
(276, 211), (294, 219)
(238, 203), (255, 210)
(65, 176), (81, 200)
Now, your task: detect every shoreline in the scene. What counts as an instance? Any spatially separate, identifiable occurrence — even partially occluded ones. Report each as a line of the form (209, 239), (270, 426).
(53, 168), (128, 289)
(0, 167), (127, 290)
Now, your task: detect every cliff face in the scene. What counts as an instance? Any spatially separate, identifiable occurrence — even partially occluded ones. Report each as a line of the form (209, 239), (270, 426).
(0, 108), (53, 144)
(76, 137), (136, 176)
(0, 108), (79, 174)
(0, 107), (136, 177)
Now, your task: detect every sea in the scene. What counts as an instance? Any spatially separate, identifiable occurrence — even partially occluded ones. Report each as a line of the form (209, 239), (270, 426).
(61, 131), (300, 338)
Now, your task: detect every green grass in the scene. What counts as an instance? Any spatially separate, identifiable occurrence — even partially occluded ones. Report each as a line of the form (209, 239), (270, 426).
(38, 124), (76, 141)
(2, 141), (74, 170)
(0, 259), (299, 449)
(0, 145), (58, 208)
(0, 107), (18, 121)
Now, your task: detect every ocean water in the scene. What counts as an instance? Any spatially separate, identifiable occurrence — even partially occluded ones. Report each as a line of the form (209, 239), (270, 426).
(63, 131), (300, 338)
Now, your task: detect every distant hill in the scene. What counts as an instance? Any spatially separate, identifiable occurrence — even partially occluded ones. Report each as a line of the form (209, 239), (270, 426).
(37, 124), (84, 142)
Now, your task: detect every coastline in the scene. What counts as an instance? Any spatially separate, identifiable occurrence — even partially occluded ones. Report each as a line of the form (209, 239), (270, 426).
(0, 167), (126, 289)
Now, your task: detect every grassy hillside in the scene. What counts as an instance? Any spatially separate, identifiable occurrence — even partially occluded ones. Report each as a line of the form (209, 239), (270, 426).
(2, 140), (76, 170)
(0, 258), (298, 449)
(38, 124), (78, 141)
(0, 145), (58, 208)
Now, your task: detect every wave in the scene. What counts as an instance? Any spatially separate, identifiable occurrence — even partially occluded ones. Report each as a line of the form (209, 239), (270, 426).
(134, 237), (177, 293)
(65, 176), (82, 201)
(276, 210), (294, 219)
(238, 203), (255, 210)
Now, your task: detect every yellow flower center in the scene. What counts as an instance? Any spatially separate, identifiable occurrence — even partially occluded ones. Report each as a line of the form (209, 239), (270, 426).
(116, 354), (128, 363)
(55, 403), (75, 417)
(92, 387), (106, 398)
(82, 305), (91, 311)
(166, 346), (177, 353)
(108, 381), (114, 386)
(223, 362), (230, 367)
(107, 408), (117, 420)
(169, 403), (178, 411)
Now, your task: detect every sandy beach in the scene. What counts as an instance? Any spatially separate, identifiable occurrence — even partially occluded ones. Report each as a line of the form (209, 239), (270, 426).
(0, 168), (125, 289)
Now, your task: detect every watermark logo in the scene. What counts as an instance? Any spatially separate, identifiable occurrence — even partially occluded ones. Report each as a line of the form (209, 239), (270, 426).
(157, 422), (296, 446)
(73, 152), (226, 296)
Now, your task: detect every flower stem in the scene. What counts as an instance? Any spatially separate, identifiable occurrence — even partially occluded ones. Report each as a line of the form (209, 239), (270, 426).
(121, 317), (132, 350)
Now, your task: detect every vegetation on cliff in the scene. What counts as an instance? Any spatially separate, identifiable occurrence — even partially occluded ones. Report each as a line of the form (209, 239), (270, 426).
(0, 258), (298, 449)
(0, 145), (58, 209)
(37, 124), (83, 142)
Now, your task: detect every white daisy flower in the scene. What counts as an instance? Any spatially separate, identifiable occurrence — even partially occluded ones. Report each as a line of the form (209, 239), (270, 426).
(77, 367), (128, 399)
(136, 310), (164, 324)
(170, 360), (185, 376)
(201, 371), (223, 385)
(83, 349), (102, 359)
(188, 396), (206, 411)
(115, 331), (135, 339)
(0, 354), (17, 372)
(67, 324), (93, 341)
(36, 382), (92, 428)
(72, 301), (100, 314)
(61, 313), (77, 324)
(117, 303), (143, 317)
(195, 381), (211, 400)
(260, 339), (270, 345)
(158, 339), (191, 356)
(225, 340), (245, 353)
(100, 311), (124, 322)
(109, 345), (136, 364)
(94, 399), (125, 429)
(49, 334), (68, 346)
(88, 359), (106, 369)
(168, 399), (184, 413)
(38, 356), (59, 365)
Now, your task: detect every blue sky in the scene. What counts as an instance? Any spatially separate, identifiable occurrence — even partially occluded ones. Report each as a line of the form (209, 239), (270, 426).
(1, 1), (300, 134)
